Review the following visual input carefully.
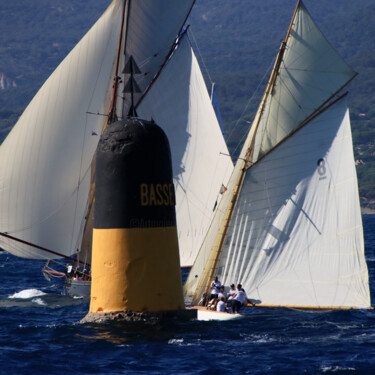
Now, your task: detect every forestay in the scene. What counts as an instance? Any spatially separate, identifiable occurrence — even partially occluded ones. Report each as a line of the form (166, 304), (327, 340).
(137, 36), (233, 267)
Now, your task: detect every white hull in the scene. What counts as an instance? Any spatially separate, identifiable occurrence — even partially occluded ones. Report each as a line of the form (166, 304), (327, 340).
(65, 279), (91, 298)
(190, 306), (243, 321)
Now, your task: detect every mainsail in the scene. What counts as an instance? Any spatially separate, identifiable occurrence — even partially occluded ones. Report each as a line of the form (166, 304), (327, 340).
(185, 0), (371, 309)
(0, 0), (232, 269)
(0, 0), (123, 259)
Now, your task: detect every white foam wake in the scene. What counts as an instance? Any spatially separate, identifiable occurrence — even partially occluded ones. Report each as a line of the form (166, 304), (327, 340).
(32, 298), (47, 306)
(8, 289), (47, 299)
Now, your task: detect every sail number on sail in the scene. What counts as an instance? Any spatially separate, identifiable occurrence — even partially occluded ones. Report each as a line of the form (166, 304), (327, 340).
(317, 158), (327, 180)
(140, 183), (176, 206)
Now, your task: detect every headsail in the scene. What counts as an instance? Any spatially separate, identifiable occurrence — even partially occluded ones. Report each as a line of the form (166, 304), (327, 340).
(185, 0), (371, 309)
(137, 35), (233, 266)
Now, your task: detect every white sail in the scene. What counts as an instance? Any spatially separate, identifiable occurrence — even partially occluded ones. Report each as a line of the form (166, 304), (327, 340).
(252, 2), (356, 162)
(114, 0), (195, 116)
(218, 99), (370, 308)
(0, 0), (211, 267)
(137, 36), (233, 267)
(186, 1), (371, 309)
(0, 0), (123, 259)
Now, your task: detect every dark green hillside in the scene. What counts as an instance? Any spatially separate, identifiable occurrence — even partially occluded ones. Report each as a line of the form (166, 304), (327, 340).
(0, 1), (108, 110)
(189, 0), (375, 205)
(0, 0), (374, 206)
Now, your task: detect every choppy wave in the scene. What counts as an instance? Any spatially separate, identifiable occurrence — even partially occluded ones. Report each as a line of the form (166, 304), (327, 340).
(8, 289), (47, 299)
(0, 216), (374, 374)
(321, 365), (356, 373)
(31, 297), (46, 306)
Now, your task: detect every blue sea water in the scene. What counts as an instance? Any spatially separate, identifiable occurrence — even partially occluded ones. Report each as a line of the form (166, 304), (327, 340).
(1, 216), (375, 374)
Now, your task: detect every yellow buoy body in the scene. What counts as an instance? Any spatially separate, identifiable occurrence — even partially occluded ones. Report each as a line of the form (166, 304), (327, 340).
(89, 118), (184, 314)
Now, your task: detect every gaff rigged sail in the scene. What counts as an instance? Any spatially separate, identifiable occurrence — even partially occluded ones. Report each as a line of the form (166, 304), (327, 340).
(185, 0), (371, 309)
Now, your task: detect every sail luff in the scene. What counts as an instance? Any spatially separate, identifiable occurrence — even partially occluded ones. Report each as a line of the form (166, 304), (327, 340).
(285, 0), (301, 42)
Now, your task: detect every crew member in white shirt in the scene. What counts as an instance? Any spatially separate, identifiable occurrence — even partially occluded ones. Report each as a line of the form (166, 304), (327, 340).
(216, 297), (226, 312)
(227, 284), (236, 300)
(210, 276), (222, 300)
(230, 284), (247, 313)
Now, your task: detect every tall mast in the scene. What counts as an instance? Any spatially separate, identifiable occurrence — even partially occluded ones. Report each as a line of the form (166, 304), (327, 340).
(191, 0), (302, 304)
(108, 0), (128, 124)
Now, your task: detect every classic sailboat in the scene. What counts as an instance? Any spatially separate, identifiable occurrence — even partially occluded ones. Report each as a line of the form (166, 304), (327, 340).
(185, 0), (371, 310)
(0, 0), (233, 296)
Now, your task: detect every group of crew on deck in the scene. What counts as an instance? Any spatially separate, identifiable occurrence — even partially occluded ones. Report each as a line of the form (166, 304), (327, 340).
(207, 276), (252, 313)
(66, 264), (91, 281)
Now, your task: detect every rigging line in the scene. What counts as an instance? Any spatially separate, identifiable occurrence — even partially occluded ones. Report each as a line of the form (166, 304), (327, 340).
(135, 0), (196, 110)
(86, 111), (108, 117)
(44, 257), (72, 270)
(187, 27), (213, 85)
(108, 0), (127, 123)
(245, 92), (349, 172)
(226, 59), (276, 159)
(134, 28), (188, 110)
(0, 232), (90, 266)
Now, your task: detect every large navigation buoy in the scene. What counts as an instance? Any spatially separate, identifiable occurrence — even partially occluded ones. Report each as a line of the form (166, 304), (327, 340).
(85, 118), (192, 321)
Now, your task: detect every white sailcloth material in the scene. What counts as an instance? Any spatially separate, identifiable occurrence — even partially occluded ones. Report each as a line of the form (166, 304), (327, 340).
(0, 0), (123, 258)
(115, 0), (195, 116)
(218, 100), (370, 308)
(137, 36), (233, 267)
(185, 1), (371, 309)
(251, 2), (356, 162)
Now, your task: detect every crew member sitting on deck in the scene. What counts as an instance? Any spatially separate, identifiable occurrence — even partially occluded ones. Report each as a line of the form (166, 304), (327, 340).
(230, 283), (247, 313)
(216, 297), (226, 312)
(227, 284), (236, 301)
(218, 286), (227, 301)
